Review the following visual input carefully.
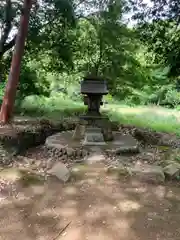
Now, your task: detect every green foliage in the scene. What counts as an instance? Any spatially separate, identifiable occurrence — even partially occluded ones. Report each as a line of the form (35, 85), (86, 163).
(132, 0), (180, 23)
(26, 0), (76, 72)
(132, 0), (180, 77)
(1, 0), (180, 115)
(17, 94), (180, 135)
(0, 81), (6, 105)
(18, 94), (85, 118)
(69, 1), (149, 97)
(123, 83), (180, 108)
(0, 0), (76, 74)
(136, 20), (180, 77)
(106, 104), (180, 135)
(17, 63), (50, 99)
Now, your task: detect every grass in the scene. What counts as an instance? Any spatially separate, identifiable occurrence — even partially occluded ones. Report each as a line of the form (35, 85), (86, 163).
(17, 95), (85, 120)
(104, 104), (180, 134)
(17, 95), (180, 135)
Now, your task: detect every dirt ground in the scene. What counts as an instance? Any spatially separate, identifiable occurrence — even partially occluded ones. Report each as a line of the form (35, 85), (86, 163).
(0, 163), (180, 240)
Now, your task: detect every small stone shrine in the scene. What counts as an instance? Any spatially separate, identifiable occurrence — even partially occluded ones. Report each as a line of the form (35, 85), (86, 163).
(45, 75), (139, 156)
(73, 75), (113, 145)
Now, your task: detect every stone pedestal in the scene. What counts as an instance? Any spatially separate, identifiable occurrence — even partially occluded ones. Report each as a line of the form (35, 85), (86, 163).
(78, 114), (114, 142)
(72, 124), (86, 140)
(82, 127), (106, 146)
(45, 131), (139, 155)
(45, 76), (140, 159)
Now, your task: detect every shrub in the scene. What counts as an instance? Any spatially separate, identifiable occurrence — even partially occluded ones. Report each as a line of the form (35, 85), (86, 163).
(17, 63), (50, 100)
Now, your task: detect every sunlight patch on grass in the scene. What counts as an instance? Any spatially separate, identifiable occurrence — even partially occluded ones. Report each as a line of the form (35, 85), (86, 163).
(19, 95), (180, 135)
(105, 105), (180, 134)
(105, 104), (180, 118)
(19, 95), (85, 119)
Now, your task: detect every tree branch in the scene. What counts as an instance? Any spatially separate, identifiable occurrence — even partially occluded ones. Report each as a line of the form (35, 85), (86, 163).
(74, 0), (87, 9)
(0, 0), (14, 55)
(4, 35), (16, 53)
(0, 35), (16, 59)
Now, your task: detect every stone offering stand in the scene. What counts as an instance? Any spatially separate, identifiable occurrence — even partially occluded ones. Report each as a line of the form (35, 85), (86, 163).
(45, 75), (139, 158)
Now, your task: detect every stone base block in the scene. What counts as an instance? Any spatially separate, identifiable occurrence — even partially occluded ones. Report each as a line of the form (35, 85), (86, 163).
(45, 131), (139, 155)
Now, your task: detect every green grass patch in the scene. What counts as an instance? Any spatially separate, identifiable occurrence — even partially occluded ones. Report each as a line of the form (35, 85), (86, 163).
(104, 104), (180, 134)
(17, 95), (85, 120)
(17, 95), (180, 135)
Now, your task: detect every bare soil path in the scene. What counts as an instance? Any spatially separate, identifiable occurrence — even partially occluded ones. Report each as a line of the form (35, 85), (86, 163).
(0, 162), (180, 240)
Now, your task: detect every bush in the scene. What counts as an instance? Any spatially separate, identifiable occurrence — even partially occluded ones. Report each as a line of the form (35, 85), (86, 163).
(18, 94), (85, 118)
(17, 63), (50, 100)
(162, 88), (180, 107)
(122, 83), (180, 108)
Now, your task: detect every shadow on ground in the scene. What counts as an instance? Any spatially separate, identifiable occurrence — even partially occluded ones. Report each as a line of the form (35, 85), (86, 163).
(0, 163), (180, 240)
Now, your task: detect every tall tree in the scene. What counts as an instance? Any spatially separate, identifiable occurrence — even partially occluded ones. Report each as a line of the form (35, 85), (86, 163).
(0, 0), (75, 59)
(0, 0), (76, 79)
(70, 0), (144, 96)
(0, 0), (77, 123)
(0, 0), (18, 60)
(0, 0), (33, 123)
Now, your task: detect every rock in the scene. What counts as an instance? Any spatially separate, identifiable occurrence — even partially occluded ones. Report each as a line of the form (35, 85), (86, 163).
(105, 145), (139, 156)
(46, 159), (53, 169)
(115, 145), (139, 154)
(47, 162), (70, 182)
(36, 160), (42, 168)
(61, 148), (66, 154)
(31, 165), (38, 170)
(76, 150), (82, 158)
(41, 161), (47, 169)
(102, 127), (114, 141)
(128, 164), (165, 184)
(106, 165), (119, 174)
(66, 148), (75, 157)
(72, 124), (85, 140)
(105, 149), (115, 156)
(163, 162), (180, 178)
(75, 158), (84, 163)
(23, 157), (34, 165)
(133, 129), (161, 145)
(85, 153), (106, 164)
(82, 150), (88, 157)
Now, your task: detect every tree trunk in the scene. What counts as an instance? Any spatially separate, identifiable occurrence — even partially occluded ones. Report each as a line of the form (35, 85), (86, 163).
(0, 0), (33, 124)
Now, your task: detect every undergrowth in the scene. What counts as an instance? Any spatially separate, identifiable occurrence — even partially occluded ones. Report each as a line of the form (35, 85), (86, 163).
(17, 94), (85, 119)
(16, 95), (180, 135)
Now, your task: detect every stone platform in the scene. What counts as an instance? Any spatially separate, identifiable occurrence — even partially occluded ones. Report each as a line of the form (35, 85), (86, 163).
(45, 130), (139, 155)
